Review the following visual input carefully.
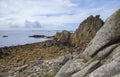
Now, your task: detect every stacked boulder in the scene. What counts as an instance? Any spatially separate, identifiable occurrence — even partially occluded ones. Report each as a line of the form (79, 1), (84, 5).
(54, 30), (72, 45)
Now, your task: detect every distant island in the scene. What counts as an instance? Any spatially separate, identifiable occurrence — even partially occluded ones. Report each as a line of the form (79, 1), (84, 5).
(2, 35), (8, 38)
(29, 35), (54, 38)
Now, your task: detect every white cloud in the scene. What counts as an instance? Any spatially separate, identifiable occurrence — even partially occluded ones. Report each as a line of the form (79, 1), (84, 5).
(0, 0), (120, 30)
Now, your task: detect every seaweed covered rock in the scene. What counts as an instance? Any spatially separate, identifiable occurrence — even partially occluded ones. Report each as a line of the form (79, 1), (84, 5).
(0, 48), (10, 58)
(71, 15), (104, 46)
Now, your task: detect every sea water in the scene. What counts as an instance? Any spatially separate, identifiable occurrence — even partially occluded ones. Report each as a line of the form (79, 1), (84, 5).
(0, 30), (58, 47)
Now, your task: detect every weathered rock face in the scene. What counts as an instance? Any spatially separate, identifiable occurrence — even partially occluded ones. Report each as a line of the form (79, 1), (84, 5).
(72, 60), (100, 77)
(82, 9), (120, 60)
(54, 30), (71, 45)
(53, 15), (104, 47)
(71, 15), (104, 46)
(89, 56), (120, 77)
(55, 59), (85, 77)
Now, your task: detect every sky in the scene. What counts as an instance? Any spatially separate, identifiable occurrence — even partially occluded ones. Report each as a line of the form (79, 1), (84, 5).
(0, 0), (120, 30)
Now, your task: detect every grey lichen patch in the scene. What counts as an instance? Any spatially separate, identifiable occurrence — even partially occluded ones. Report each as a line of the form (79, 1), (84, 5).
(111, 9), (120, 41)
(114, 9), (120, 20)
(112, 9), (120, 28)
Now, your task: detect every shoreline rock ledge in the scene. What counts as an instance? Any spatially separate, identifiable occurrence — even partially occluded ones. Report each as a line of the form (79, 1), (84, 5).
(55, 9), (120, 77)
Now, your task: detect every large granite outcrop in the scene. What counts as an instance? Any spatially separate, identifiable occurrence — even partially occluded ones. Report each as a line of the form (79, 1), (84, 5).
(55, 9), (120, 77)
(54, 15), (104, 47)
(82, 9), (120, 60)
(71, 15), (104, 46)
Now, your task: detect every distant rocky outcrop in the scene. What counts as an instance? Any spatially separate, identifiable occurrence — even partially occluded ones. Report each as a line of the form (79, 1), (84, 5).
(29, 35), (54, 39)
(54, 15), (104, 47)
(29, 35), (46, 38)
(54, 30), (72, 45)
(71, 15), (104, 46)
(55, 9), (120, 77)
(2, 35), (8, 38)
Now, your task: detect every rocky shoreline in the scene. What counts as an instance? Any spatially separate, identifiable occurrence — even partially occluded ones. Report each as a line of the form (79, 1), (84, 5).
(0, 40), (80, 77)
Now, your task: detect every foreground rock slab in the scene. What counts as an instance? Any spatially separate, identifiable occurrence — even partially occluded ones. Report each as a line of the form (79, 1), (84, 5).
(55, 59), (85, 77)
(72, 60), (100, 77)
(89, 57), (120, 77)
